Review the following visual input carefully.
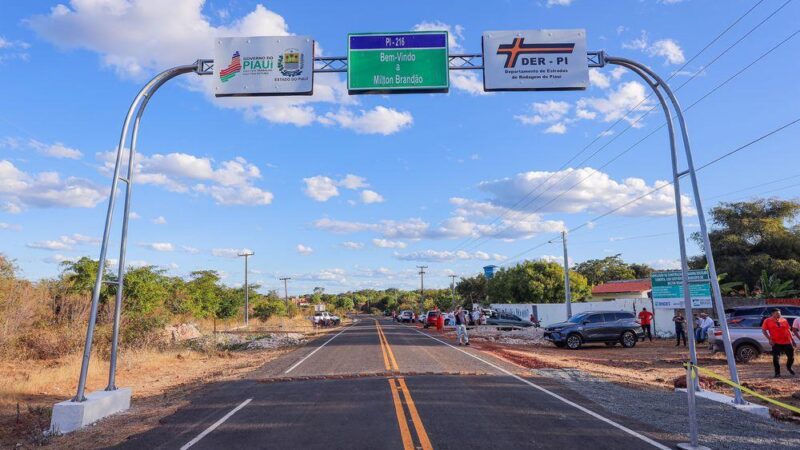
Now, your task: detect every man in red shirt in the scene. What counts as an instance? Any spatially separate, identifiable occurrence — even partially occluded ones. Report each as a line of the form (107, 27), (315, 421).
(762, 308), (796, 378)
(638, 307), (654, 342)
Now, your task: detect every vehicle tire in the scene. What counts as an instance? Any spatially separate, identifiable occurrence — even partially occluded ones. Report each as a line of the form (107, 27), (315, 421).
(605, 342), (617, 347)
(620, 331), (637, 348)
(735, 343), (759, 363)
(566, 333), (582, 350)
(423, 324), (429, 329)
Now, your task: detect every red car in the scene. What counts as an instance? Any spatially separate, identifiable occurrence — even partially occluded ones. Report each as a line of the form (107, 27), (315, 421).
(424, 310), (441, 328)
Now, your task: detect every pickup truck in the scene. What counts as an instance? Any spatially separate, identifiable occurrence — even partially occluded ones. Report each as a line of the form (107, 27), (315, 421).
(311, 311), (341, 326)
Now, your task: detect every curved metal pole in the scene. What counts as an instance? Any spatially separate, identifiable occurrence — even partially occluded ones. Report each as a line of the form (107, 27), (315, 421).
(106, 66), (195, 391)
(606, 58), (702, 448)
(75, 63), (198, 401)
(606, 56), (744, 406)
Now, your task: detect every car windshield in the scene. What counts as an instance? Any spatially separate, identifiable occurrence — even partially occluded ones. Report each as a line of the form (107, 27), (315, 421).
(567, 313), (591, 324)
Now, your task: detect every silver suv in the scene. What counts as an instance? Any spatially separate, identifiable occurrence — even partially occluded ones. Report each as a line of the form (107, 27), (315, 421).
(709, 314), (799, 362)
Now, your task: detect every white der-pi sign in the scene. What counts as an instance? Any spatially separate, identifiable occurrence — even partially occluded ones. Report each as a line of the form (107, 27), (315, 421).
(214, 36), (314, 97)
(482, 29), (588, 92)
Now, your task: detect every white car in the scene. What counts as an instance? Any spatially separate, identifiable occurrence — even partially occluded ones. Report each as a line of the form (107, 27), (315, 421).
(312, 311), (340, 326)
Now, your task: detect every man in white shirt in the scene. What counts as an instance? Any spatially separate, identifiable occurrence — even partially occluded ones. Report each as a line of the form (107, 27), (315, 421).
(792, 316), (800, 340)
(698, 313), (714, 343)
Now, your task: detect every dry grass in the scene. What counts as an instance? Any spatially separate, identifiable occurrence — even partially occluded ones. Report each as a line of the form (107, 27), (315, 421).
(0, 345), (292, 448)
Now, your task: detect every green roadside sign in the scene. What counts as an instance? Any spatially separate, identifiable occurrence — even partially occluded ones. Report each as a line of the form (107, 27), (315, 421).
(347, 31), (449, 93)
(651, 269), (712, 309)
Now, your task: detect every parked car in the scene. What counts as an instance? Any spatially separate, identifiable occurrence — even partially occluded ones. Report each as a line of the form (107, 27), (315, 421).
(424, 310), (441, 328)
(485, 311), (534, 328)
(725, 305), (800, 319)
(418, 312), (427, 324)
(312, 311), (339, 326)
(708, 314), (799, 362)
(383, 310), (392, 317)
(397, 310), (414, 323)
(543, 311), (644, 350)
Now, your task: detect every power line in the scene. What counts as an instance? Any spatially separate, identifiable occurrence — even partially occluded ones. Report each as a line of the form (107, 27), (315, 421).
(450, 0), (774, 253)
(501, 116), (800, 265)
(464, 25), (799, 253)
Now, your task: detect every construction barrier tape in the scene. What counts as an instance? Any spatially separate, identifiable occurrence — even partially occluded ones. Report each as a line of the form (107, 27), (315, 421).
(684, 362), (800, 415)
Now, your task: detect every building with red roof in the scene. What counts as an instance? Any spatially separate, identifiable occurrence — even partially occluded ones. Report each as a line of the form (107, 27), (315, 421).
(591, 278), (652, 301)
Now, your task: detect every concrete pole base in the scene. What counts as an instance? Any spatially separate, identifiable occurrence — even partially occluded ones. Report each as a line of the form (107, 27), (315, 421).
(677, 444), (711, 450)
(49, 387), (131, 434)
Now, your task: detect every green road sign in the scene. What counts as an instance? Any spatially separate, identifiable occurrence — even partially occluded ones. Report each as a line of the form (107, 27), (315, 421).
(347, 32), (449, 93)
(651, 269), (712, 309)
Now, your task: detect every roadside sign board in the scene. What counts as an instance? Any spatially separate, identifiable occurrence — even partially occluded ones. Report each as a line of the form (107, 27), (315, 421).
(347, 31), (449, 94)
(651, 269), (713, 309)
(214, 36), (314, 97)
(482, 29), (588, 91)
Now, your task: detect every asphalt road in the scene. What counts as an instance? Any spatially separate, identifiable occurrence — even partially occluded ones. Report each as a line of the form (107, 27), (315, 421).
(113, 317), (679, 449)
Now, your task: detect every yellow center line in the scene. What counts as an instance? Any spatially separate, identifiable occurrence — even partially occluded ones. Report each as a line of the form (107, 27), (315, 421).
(397, 377), (433, 450)
(376, 319), (434, 450)
(375, 319), (392, 371)
(388, 378), (415, 450)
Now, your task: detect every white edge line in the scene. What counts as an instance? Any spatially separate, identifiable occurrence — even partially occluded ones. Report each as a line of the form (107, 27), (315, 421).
(413, 328), (671, 450)
(180, 398), (252, 450)
(284, 324), (353, 374)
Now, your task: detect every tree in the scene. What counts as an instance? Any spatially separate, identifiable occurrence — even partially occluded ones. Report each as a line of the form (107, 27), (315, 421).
(455, 274), (487, 304)
(573, 254), (636, 286)
(122, 265), (169, 315)
(60, 257), (110, 298)
(629, 263), (653, 280)
(334, 296), (354, 312)
(690, 199), (800, 290)
(487, 260), (591, 304)
(185, 270), (222, 319)
(758, 270), (798, 299)
(0, 254), (16, 280)
(253, 299), (286, 321)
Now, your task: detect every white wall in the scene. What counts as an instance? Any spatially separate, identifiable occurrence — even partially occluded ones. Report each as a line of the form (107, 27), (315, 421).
(491, 300), (678, 338)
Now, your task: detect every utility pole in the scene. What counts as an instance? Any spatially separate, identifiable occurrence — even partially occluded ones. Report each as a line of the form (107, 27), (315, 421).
(416, 266), (427, 306)
(449, 274), (457, 306)
(279, 277), (291, 308)
(237, 251), (254, 327)
(550, 231), (572, 319)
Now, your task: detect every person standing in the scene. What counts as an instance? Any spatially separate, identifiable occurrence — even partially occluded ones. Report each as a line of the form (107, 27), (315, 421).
(762, 308), (796, 377)
(672, 310), (687, 346)
(638, 307), (654, 341)
(792, 316), (800, 341)
(455, 306), (470, 346)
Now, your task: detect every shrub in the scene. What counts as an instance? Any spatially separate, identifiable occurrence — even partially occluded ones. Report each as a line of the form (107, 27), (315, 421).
(253, 300), (286, 322)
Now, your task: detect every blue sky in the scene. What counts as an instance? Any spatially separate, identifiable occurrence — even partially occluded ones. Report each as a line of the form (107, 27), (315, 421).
(0, 0), (798, 295)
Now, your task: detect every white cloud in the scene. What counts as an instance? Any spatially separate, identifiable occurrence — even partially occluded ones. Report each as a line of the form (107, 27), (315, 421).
(26, 234), (99, 251)
(341, 241), (364, 249)
(623, 31), (685, 65)
(96, 150), (273, 206)
(141, 242), (174, 252)
(0, 36), (30, 63)
(339, 174), (367, 190)
(544, 123), (567, 134)
(450, 71), (488, 96)
(394, 249), (506, 262)
(211, 248), (252, 258)
(650, 258), (681, 270)
(474, 167), (693, 217)
(152, 215), (167, 225)
(546, 0), (574, 6)
(129, 211), (141, 220)
(325, 107), (413, 135)
(181, 245), (200, 254)
(0, 160), (105, 212)
(648, 39), (685, 65)
(412, 21), (464, 52)
(43, 253), (72, 264)
(303, 176), (339, 202)
(589, 68), (610, 89)
(372, 239), (407, 249)
(26, 2), (406, 134)
(0, 222), (21, 231)
(361, 189), (384, 204)
(297, 244), (313, 255)
(610, 67), (627, 80)
(576, 81), (653, 127)
(1, 138), (83, 159)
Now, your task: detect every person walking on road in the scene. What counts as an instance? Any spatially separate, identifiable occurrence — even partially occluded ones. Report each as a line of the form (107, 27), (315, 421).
(762, 308), (796, 378)
(672, 310), (687, 346)
(638, 307), (654, 341)
(455, 306), (469, 346)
